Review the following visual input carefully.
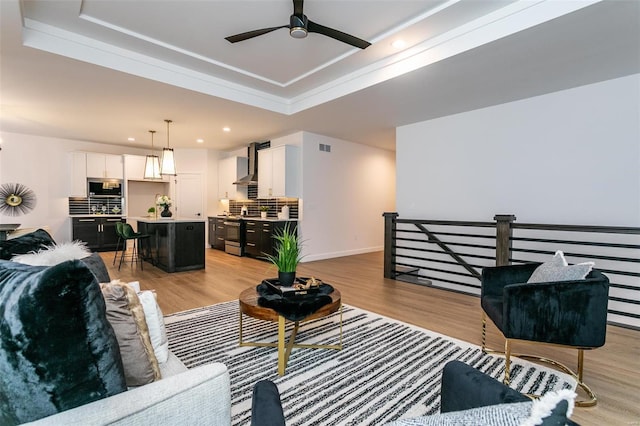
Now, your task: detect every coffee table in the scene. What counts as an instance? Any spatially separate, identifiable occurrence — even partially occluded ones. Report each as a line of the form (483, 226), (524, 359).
(239, 286), (342, 376)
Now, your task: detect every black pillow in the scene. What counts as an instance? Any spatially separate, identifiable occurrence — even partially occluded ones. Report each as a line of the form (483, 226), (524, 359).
(80, 252), (111, 283)
(0, 259), (127, 425)
(0, 229), (55, 260)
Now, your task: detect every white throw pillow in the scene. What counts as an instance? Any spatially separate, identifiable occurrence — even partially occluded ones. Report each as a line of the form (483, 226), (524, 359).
(11, 241), (91, 266)
(137, 290), (169, 364)
(385, 389), (576, 426)
(528, 250), (594, 283)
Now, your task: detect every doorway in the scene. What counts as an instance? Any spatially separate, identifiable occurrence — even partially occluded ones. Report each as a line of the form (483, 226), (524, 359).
(175, 173), (204, 219)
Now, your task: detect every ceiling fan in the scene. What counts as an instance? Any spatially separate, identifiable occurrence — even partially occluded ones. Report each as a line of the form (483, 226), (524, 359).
(224, 0), (371, 49)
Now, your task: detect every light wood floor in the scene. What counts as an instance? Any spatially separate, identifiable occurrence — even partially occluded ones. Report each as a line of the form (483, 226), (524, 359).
(104, 249), (640, 425)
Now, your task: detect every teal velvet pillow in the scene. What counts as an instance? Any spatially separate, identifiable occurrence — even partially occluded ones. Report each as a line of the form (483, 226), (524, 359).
(0, 229), (55, 260)
(0, 259), (127, 425)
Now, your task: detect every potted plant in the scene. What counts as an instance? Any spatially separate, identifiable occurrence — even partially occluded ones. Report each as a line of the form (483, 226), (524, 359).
(147, 206), (156, 217)
(265, 223), (302, 287)
(260, 205), (269, 219)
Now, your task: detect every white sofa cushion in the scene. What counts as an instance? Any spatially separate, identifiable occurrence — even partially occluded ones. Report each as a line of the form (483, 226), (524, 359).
(24, 362), (230, 426)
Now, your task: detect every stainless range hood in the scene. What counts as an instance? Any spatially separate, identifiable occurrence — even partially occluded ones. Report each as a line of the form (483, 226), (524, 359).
(233, 142), (259, 186)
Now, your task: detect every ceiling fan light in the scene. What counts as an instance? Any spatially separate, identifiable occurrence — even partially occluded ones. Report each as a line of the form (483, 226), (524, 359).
(289, 13), (308, 39)
(290, 27), (307, 38)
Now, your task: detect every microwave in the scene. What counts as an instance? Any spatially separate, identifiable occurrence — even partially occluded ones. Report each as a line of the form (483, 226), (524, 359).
(87, 179), (123, 198)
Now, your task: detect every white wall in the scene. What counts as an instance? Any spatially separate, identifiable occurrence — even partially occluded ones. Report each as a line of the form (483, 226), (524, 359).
(396, 74), (640, 328)
(127, 180), (170, 218)
(396, 74), (640, 226)
(0, 132), (220, 242)
(295, 131), (395, 261)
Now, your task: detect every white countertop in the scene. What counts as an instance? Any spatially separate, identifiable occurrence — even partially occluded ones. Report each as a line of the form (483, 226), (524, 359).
(134, 216), (206, 223)
(212, 215), (298, 222)
(70, 214), (123, 218)
(243, 217), (298, 222)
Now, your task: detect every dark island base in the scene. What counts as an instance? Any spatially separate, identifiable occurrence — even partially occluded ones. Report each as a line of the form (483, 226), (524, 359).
(138, 220), (205, 273)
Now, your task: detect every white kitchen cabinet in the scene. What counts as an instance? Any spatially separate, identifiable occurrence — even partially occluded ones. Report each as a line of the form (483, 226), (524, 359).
(86, 153), (123, 179)
(258, 145), (299, 198)
(123, 155), (146, 181)
(218, 156), (248, 200)
(69, 152), (88, 197)
(123, 154), (169, 182)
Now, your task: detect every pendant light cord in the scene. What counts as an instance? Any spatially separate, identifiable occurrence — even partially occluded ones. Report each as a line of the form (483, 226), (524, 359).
(149, 130), (156, 152)
(165, 119), (172, 148)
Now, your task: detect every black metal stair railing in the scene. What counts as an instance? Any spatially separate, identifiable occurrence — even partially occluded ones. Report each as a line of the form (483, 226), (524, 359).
(508, 221), (640, 328)
(383, 213), (495, 293)
(383, 212), (640, 330)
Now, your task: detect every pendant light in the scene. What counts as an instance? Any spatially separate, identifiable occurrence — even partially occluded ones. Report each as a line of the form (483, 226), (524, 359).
(161, 119), (177, 176)
(143, 130), (161, 179)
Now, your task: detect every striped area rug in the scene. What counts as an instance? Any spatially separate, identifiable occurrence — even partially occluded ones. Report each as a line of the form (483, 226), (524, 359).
(164, 301), (576, 426)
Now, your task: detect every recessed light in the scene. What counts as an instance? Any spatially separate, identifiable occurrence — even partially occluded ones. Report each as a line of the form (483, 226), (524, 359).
(196, 138), (204, 143)
(223, 127), (231, 132)
(391, 39), (406, 49)
(127, 137), (135, 142)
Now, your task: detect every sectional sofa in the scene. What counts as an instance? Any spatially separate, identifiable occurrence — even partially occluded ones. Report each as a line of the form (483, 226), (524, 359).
(0, 229), (231, 425)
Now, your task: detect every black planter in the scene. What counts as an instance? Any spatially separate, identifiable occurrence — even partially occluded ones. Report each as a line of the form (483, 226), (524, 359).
(278, 271), (296, 287)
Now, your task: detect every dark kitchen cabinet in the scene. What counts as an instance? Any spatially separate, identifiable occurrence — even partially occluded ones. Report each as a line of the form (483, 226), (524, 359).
(259, 222), (275, 257)
(244, 220), (260, 257)
(208, 217), (216, 247)
(72, 217), (123, 251)
(244, 220), (297, 260)
(212, 218), (226, 250)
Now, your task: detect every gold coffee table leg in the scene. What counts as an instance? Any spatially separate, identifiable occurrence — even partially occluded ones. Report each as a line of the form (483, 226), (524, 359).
(239, 310), (244, 345)
(278, 316), (286, 375)
(278, 316), (301, 376)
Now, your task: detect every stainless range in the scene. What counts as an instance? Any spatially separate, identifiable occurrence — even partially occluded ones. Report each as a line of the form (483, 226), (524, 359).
(223, 217), (245, 256)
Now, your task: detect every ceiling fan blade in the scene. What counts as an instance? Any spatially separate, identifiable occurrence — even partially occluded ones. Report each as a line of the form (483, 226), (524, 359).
(293, 0), (303, 16)
(307, 20), (371, 49)
(225, 25), (289, 43)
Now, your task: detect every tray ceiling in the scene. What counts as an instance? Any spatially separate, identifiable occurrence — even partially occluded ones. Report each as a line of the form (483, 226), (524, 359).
(1, 0), (638, 150)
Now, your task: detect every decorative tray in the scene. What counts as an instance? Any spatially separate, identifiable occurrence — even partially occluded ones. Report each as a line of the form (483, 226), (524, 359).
(262, 277), (321, 298)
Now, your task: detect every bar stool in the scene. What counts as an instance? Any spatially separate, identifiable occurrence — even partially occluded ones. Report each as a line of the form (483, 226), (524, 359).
(118, 223), (150, 271)
(112, 222), (125, 266)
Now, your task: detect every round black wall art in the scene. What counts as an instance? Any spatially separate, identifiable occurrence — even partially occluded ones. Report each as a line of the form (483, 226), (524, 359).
(0, 183), (37, 216)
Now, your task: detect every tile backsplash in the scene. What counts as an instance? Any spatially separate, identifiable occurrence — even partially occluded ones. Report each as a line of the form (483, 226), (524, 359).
(69, 197), (123, 215)
(229, 199), (298, 219)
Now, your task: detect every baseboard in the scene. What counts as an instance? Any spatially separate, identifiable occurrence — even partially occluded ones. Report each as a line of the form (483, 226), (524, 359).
(301, 246), (382, 262)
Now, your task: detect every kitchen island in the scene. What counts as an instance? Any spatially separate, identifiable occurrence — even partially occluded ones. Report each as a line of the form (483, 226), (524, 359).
(135, 217), (205, 273)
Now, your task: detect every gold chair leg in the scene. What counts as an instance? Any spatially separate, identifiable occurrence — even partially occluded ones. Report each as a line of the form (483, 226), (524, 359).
(513, 348), (597, 407)
(479, 311), (597, 406)
(504, 339), (511, 386)
(577, 349), (584, 383)
(575, 348), (597, 407)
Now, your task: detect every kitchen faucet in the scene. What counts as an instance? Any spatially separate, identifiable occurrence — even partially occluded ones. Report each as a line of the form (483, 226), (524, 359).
(154, 193), (161, 220)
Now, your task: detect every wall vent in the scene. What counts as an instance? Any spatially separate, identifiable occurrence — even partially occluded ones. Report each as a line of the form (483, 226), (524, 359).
(319, 143), (331, 152)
